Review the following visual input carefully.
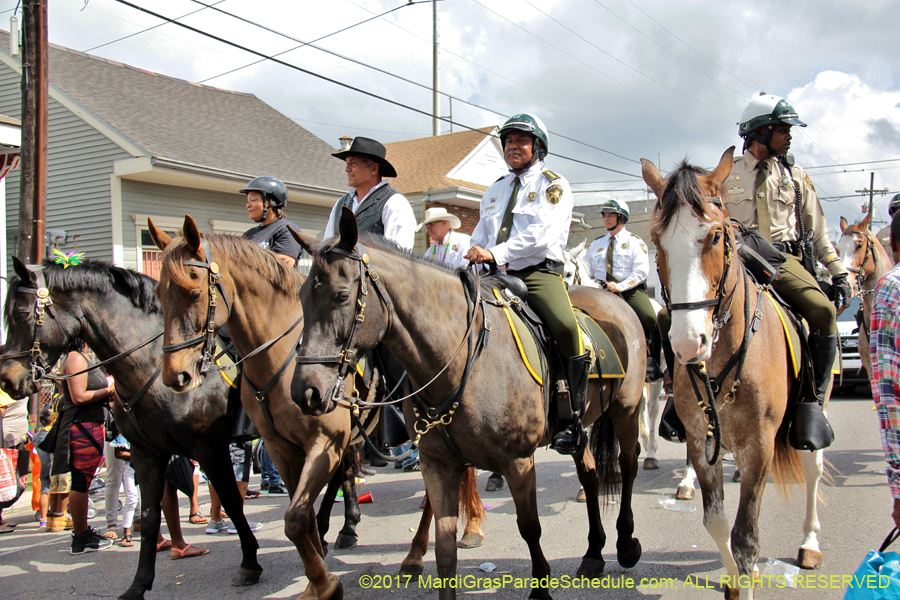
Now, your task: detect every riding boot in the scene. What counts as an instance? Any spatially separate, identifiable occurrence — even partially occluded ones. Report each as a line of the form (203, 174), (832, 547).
(657, 334), (686, 442)
(789, 334), (836, 451)
(646, 329), (663, 382)
(550, 352), (591, 455)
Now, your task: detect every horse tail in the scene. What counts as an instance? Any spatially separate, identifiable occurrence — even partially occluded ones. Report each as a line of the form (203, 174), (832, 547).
(769, 428), (805, 499)
(458, 467), (484, 525)
(589, 410), (621, 500)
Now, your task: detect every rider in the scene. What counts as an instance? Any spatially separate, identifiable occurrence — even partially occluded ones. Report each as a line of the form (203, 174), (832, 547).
(876, 194), (900, 259)
(726, 94), (850, 448)
(240, 176), (304, 267)
(465, 113), (590, 456)
(585, 199), (662, 381)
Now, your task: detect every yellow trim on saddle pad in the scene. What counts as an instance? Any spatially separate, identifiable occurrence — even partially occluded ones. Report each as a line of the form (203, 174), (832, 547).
(764, 291), (800, 378)
(215, 342), (239, 389)
(493, 288), (543, 385)
(574, 309), (625, 379)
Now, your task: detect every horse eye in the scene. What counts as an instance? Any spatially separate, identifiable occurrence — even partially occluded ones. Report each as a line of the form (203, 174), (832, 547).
(712, 231), (722, 245)
(335, 292), (350, 305)
(856, 243), (863, 250)
(189, 289), (202, 302)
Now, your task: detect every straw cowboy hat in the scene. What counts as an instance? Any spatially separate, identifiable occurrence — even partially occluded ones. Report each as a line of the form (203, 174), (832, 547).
(331, 137), (398, 178)
(417, 207), (461, 232)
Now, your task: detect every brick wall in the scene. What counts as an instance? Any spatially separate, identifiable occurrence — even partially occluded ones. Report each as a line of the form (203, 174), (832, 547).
(425, 201), (480, 235)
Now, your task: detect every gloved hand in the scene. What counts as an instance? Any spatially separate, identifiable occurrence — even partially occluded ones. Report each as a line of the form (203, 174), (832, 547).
(829, 273), (852, 312)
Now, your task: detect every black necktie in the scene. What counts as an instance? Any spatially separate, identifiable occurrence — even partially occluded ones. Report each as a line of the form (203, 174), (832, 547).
(496, 176), (521, 245)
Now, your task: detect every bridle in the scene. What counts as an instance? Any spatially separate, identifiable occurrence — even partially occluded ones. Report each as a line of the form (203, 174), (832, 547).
(846, 228), (879, 299)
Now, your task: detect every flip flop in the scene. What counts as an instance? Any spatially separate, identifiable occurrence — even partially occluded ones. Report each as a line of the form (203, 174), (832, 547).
(189, 512), (209, 524)
(170, 543), (209, 560)
(121, 534), (134, 547)
(0, 524), (15, 535)
(156, 538), (172, 552)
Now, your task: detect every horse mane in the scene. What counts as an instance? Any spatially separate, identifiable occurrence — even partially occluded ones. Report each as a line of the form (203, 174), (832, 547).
(651, 159), (722, 240)
(311, 233), (462, 276)
(162, 231), (302, 297)
(4, 259), (161, 330)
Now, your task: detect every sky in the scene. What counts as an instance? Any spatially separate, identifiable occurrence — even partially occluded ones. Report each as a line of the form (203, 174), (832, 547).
(2, 0), (899, 238)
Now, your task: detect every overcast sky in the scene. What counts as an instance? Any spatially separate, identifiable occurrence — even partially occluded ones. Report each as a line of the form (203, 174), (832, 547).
(2, 0), (898, 237)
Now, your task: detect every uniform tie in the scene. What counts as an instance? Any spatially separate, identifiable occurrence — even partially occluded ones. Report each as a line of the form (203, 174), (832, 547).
(496, 176), (521, 245)
(754, 160), (772, 240)
(605, 235), (619, 283)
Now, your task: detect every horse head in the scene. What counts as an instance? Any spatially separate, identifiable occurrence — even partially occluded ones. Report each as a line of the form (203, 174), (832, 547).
(290, 208), (389, 416)
(643, 147), (735, 364)
(837, 212), (885, 296)
(150, 215), (231, 392)
(563, 239), (595, 287)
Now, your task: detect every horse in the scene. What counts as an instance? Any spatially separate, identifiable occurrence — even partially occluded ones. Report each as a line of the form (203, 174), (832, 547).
(290, 208), (646, 600)
(148, 216), (485, 600)
(642, 148), (827, 599)
(0, 258), (262, 600)
(837, 212), (891, 380)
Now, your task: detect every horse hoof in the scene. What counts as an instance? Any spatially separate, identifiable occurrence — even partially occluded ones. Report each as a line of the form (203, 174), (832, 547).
(575, 556), (605, 578)
(298, 578), (342, 600)
(118, 587), (146, 600)
(324, 581), (344, 600)
(232, 566), (263, 586)
(399, 562), (424, 577)
(732, 469), (741, 483)
(576, 487), (587, 503)
(485, 474), (505, 492)
(797, 547), (823, 569)
(617, 538), (642, 569)
(334, 533), (358, 550)
(528, 587), (553, 600)
(458, 529), (485, 549)
(675, 485), (694, 501)
(643, 457), (659, 470)
(724, 586), (740, 600)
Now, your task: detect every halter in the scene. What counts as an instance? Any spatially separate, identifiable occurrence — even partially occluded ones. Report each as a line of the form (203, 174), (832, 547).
(161, 238), (232, 374)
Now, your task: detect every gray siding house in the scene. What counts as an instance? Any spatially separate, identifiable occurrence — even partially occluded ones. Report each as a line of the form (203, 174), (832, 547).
(0, 32), (346, 276)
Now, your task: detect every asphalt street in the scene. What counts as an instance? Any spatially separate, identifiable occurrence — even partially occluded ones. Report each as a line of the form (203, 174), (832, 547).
(0, 391), (888, 599)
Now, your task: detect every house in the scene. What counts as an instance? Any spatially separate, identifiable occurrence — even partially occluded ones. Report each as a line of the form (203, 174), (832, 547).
(0, 31), (346, 278)
(0, 111), (20, 332)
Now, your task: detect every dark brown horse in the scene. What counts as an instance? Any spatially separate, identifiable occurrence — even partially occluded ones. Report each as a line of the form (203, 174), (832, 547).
(290, 209), (645, 600)
(0, 258), (261, 600)
(643, 149), (827, 599)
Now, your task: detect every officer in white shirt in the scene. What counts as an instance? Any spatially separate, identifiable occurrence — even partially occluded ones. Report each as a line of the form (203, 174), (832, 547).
(586, 199), (661, 379)
(465, 113), (589, 456)
(324, 136), (416, 249)
(418, 207), (472, 268)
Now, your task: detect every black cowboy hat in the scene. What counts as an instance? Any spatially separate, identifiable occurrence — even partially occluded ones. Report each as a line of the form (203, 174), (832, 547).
(332, 137), (398, 178)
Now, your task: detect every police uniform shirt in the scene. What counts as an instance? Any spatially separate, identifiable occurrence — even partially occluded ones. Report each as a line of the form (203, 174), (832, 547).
(469, 161), (573, 271)
(724, 152), (846, 277)
(877, 225), (893, 259)
(323, 180), (417, 250)
(423, 230), (472, 269)
(585, 227), (649, 290)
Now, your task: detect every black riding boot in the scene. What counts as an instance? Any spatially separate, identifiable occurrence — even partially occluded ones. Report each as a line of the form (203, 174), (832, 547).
(550, 352), (591, 455)
(789, 333), (836, 451)
(646, 330), (663, 382)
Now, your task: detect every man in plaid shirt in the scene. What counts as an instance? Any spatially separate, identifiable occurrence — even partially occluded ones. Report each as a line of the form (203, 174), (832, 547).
(871, 211), (900, 530)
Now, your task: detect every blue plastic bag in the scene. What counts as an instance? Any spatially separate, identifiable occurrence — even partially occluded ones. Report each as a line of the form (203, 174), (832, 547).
(844, 529), (900, 600)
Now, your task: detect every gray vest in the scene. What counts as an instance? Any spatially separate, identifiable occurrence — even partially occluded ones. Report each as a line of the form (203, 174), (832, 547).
(332, 183), (398, 238)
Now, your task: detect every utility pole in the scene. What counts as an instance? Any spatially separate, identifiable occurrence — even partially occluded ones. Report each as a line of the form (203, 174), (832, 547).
(432, 0), (439, 137)
(17, 0), (48, 263)
(855, 172), (889, 224)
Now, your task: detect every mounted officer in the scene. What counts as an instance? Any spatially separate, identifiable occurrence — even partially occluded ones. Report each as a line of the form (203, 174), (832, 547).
(465, 113), (590, 455)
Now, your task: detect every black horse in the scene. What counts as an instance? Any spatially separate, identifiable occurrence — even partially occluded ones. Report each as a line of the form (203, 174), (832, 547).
(0, 258), (266, 600)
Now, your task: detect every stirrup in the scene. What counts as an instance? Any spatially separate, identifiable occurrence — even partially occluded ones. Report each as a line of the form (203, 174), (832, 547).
(550, 423), (586, 456)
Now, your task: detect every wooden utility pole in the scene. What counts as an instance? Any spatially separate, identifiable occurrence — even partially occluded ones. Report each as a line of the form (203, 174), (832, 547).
(17, 0), (48, 263)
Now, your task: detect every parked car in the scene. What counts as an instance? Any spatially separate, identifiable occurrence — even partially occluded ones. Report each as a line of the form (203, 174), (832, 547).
(836, 297), (869, 391)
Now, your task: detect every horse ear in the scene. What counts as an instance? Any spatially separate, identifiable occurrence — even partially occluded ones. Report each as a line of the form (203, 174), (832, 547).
(182, 215), (202, 254)
(287, 226), (320, 256)
(12, 256), (35, 285)
(338, 206), (359, 251)
(640, 158), (667, 199)
(839, 216), (848, 234)
(147, 218), (172, 251)
(860, 212), (871, 231)
(707, 146), (736, 190)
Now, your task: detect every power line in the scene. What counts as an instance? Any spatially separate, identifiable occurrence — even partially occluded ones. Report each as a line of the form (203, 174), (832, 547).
(110, 0), (640, 178)
(83, 0), (226, 52)
(290, 117), (427, 137)
(805, 157), (900, 169)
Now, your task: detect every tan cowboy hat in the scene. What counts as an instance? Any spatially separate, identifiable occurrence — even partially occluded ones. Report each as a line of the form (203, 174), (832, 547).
(417, 207), (461, 232)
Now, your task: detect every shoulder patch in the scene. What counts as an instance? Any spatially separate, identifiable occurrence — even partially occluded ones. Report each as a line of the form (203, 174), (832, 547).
(639, 241), (647, 254)
(546, 184), (563, 205)
(542, 169), (561, 182)
(802, 172), (815, 193)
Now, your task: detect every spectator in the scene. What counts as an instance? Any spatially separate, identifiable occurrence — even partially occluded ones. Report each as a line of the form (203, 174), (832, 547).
(0, 387), (29, 534)
(31, 408), (54, 531)
(258, 441), (287, 496)
(108, 434), (139, 547)
(206, 442), (263, 535)
(103, 432), (127, 539)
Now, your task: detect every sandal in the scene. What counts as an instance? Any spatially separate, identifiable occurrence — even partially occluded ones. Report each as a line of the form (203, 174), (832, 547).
(170, 543), (209, 560)
(189, 512), (209, 525)
(156, 537), (172, 552)
(104, 527), (118, 540)
(121, 534), (134, 547)
(0, 524), (15, 535)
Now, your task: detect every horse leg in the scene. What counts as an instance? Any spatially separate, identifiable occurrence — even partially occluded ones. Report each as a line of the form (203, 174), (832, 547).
(675, 448), (697, 500)
(612, 410), (642, 569)
(728, 446), (772, 600)
(118, 451), (167, 600)
(400, 492), (433, 577)
(335, 455), (361, 550)
(503, 458), (553, 600)
(421, 464), (465, 600)
(573, 440), (605, 579)
(690, 443), (740, 583)
(797, 449), (824, 569)
(643, 379), (663, 470)
(316, 464), (343, 555)
(201, 452), (262, 586)
(458, 467), (485, 549)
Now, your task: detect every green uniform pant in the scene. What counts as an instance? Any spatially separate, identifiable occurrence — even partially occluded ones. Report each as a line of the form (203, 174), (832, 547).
(618, 284), (658, 342)
(772, 253), (836, 335)
(508, 267), (583, 358)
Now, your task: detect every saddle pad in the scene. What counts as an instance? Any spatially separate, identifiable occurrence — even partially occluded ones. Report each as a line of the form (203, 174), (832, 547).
(764, 291), (801, 378)
(494, 289), (545, 385)
(215, 340), (239, 389)
(574, 309), (626, 379)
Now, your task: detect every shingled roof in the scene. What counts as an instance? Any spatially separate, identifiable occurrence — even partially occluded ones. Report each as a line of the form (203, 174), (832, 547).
(0, 31), (346, 193)
(385, 127), (496, 194)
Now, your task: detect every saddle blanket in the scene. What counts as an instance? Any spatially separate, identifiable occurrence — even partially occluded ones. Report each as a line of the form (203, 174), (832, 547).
(493, 289), (625, 385)
(764, 291), (839, 377)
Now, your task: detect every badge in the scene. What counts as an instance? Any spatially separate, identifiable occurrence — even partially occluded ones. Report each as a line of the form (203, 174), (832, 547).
(620, 242), (628, 249)
(527, 191), (537, 202)
(728, 187), (743, 195)
(546, 184), (563, 205)
(757, 192), (765, 199)
(451, 245), (457, 251)
(780, 176), (791, 187)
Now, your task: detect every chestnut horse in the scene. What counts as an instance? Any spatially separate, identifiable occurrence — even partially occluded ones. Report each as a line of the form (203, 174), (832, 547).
(837, 213), (891, 380)
(643, 149), (826, 599)
(290, 209), (645, 600)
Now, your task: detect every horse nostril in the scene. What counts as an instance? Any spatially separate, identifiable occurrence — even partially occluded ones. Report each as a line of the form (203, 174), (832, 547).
(699, 333), (708, 348)
(176, 372), (190, 388)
